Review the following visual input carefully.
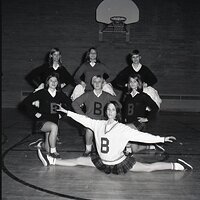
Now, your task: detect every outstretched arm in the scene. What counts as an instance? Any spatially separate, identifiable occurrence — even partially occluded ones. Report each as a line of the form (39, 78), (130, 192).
(123, 124), (176, 144)
(56, 105), (98, 131)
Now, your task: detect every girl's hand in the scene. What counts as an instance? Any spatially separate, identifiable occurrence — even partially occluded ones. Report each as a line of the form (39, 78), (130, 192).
(34, 83), (44, 92)
(61, 83), (66, 88)
(32, 100), (40, 108)
(56, 104), (68, 114)
(35, 113), (42, 118)
(80, 81), (86, 88)
(164, 136), (176, 143)
(143, 82), (148, 88)
(137, 117), (148, 123)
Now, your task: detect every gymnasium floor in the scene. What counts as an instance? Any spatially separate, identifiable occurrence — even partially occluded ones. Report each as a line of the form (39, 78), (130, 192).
(2, 108), (200, 200)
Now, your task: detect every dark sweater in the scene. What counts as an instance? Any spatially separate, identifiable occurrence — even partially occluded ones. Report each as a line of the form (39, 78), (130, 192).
(72, 91), (119, 119)
(23, 89), (72, 124)
(112, 65), (157, 90)
(25, 63), (75, 88)
(123, 92), (159, 124)
(74, 62), (113, 91)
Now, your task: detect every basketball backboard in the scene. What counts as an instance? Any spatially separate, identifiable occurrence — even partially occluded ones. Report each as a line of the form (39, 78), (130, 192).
(96, 0), (139, 25)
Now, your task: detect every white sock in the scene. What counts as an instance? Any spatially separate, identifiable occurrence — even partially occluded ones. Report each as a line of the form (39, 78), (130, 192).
(149, 145), (156, 150)
(86, 145), (92, 152)
(173, 162), (184, 171)
(50, 147), (57, 153)
(47, 155), (56, 165)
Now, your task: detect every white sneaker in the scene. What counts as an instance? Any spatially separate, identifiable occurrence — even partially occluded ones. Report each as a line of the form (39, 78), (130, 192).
(177, 159), (193, 171)
(29, 138), (43, 149)
(37, 149), (49, 166)
(154, 144), (165, 152)
(37, 149), (56, 166)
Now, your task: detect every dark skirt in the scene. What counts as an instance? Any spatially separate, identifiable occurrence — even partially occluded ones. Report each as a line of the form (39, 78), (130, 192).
(91, 153), (136, 175)
(136, 122), (147, 131)
(32, 120), (47, 134)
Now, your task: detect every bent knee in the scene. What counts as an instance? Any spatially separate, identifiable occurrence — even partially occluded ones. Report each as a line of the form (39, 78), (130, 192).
(50, 123), (58, 131)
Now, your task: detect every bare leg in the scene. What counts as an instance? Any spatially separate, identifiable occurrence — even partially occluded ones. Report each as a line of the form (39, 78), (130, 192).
(130, 161), (172, 172)
(48, 124), (58, 148)
(55, 156), (95, 167)
(85, 129), (93, 146)
(126, 123), (153, 153)
(130, 143), (149, 153)
(41, 122), (58, 149)
(84, 128), (94, 154)
(44, 132), (50, 153)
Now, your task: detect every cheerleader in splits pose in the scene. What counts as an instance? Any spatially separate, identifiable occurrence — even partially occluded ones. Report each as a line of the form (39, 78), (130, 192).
(37, 101), (193, 174)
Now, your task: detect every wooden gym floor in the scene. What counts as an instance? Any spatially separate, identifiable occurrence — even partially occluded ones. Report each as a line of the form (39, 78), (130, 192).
(2, 108), (200, 200)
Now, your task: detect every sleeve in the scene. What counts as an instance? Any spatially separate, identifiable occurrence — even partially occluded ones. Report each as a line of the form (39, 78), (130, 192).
(122, 95), (130, 122)
(101, 63), (115, 83)
(22, 91), (42, 119)
(25, 65), (45, 88)
(123, 125), (165, 144)
(67, 111), (98, 131)
(60, 66), (76, 86)
(111, 67), (129, 90)
(143, 93), (159, 120)
(57, 92), (73, 118)
(61, 92), (72, 109)
(74, 64), (86, 84)
(72, 93), (87, 115)
(143, 66), (158, 86)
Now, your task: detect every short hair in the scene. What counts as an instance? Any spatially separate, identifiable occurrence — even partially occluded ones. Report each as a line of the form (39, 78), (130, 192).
(45, 72), (61, 91)
(104, 101), (122, 122)
(131, 49), (140, 55)
(91, 75), (104, 85)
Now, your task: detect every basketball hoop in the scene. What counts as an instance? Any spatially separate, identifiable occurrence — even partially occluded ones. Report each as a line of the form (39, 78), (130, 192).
(96, 0), (139, 41)
(110, 16), (127, 24)
(110, 16), (127, 32)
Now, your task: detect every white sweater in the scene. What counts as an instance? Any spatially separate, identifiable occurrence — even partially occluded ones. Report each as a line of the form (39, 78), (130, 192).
(67, 111), (165, 165)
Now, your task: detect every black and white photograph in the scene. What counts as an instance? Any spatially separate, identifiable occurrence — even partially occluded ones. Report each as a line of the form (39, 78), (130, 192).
(2, 0), (200, 199)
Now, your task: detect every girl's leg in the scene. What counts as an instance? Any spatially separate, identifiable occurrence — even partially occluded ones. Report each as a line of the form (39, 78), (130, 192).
(55, 156), (95, 167)
(130, 143), (161, 153)
(38, 148), (96, 167)
(130, 161), (172, 172)
(130, 143), (149, 153)
(44, 132), (50, 153)
(41, 122), (59, 157)
(126, 124), (148, 153)
(83, 129), (94, 156)
(126, 123), (163, 153)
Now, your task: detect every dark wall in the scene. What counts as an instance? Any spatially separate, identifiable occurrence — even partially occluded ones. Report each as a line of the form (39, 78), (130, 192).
(2, 0), (200, 107)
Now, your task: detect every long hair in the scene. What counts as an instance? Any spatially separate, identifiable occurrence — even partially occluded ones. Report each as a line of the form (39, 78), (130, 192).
(104, 101), (122, 122)
(48, 48), (62, 67)
(128, 74), (143, 93)
(44, 72), (61, 91)
(84, 47), (101, 63)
